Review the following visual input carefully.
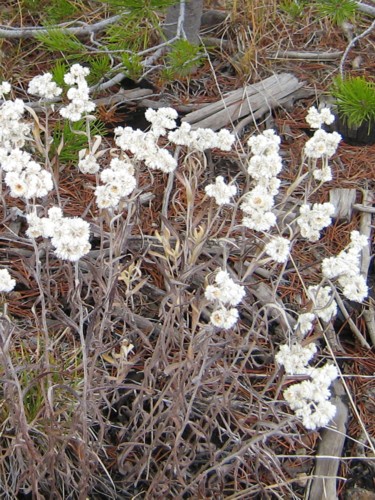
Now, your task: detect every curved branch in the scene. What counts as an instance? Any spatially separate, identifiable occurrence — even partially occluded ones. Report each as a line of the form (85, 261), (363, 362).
(0, 13), (125, 39)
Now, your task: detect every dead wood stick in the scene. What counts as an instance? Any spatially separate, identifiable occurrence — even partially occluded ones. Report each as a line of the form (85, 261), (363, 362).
(359, 188), (375, 346)
(308, 380), (349, 500)
(0, 14), (124, 39)
(268, 50), (343, 60)
(182, 73), (304, 131)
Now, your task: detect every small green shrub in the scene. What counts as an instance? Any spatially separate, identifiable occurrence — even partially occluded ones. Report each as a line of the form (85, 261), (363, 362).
(330, 76), (375, 129)
(315, 0), (357, 25)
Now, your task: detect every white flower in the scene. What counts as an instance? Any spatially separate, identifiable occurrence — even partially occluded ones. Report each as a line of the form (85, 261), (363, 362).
(307, 285), (337, 322)
(168, 123), (234, 152)
(0, 81), (11, 97)
(321, 253), (357, 280)
(0, 269), (16, 292)
(313, 164), (332, 183)
(60, 66), (95, 122)
(216, 129), (235, 151)
(210, 307), (239, 329)
(48, 207), (63, 222)
(204, 285), (224, 302)
(247, 129), (280, 155)
(349, 230), (368, 251)
(109, 158), (135, 175)
(304, 129), (341, 159)
(308, 364), (339, 388)
(145, 107), (178, 136)
(28, 73), (62, 99)
(0, 99), (30, 151)
(42, 214), (92, 261)
(305, 106), (335, 129)
(205, 269), (245, 307)
(143, 147), (177, 173)
(241, 185), (274, 213)
(54, 240), (91, 262)
(168, 122), (192, 146)
(256, 176), (281, 196)
(247, 153), (283, 179)
(338, 274), (368, 303)
(26, 212), (55, 239)
(297, 400), (337, 430)
(264, 236), (290, 263)
(95, 185), (121, 209)
(5, 173), (28, 197)
(78, 154), (100, 174)
(297, 203), (335, 242)
(190, 128), (219, 151)
(242, 211), (276, 231)
(275, 343), (317, 375)
(64, 64), (90, 86)
(284, 380), (317, 410)
(205, 176), (237, 205)
(294, 312), (316, 336)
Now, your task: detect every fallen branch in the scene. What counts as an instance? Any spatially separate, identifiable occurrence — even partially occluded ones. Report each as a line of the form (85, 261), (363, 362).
(0, 13), (124, 39)
(268, 50), (343, 61)
(308, 380), (349, 500)
(357, 2), (375, 17)
(182, 73), (305, 132)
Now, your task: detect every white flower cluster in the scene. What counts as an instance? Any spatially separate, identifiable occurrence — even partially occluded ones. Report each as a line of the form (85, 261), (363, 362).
(276, 343), (317, 375)
(307, 285), (337, 322)
(115, 108), (235, 173)
(26, 207), (91, 261)
(0, 95), (30, 151)
(205, 269), (245, 329)
(0, 81), (11, 98)
(304, 107), (341, 182)
(0, 268), (16, 292)
(60, 64), (95, 122)
(264, 236), (291, 263)
(95, 158), (136, 209)
(115, 108), (178, 174)
(78, 153), (100, 174)
(296, 202), (335, 242)
(241, 130), (282, 231)
(28, 73), (62, 100)
(294, 312), (316, 337)
(168, 122), (235, 152)
(204, 176), (237, 206)
(277, 342), (338, 430)
(145, 107), (179, 137)
(305, 106), (335, 129)
(1, 148), (53, 199)
(322, 230), (369, 303)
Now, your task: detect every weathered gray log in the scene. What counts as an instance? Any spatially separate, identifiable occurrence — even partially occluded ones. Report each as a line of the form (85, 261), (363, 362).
(182, 73), (305, 131)
(308, 380), (349, 500)
(329, 188), (357, 219)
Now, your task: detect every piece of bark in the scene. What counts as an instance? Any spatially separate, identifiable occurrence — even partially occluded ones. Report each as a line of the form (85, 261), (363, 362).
(329, 188), (357, 220)
(182, 73), (305, 131)
(308, 380), (349, 500)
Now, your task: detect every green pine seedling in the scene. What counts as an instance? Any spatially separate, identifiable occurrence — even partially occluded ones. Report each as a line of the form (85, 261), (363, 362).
(331, 76), (375, 131)
(44, 0), (79, 23)
(35, 28), (85, 57)
(279, 0), (307, 19)
(315, 0), (357, 25)
(164, 39), (205, 78)
(121, 53), (144, 81)
(51, 60), (70, 88)
(86, 55), (112, 86)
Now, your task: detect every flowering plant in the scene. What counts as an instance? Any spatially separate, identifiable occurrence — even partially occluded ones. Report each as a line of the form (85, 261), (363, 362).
(0, 66), (371, 499)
